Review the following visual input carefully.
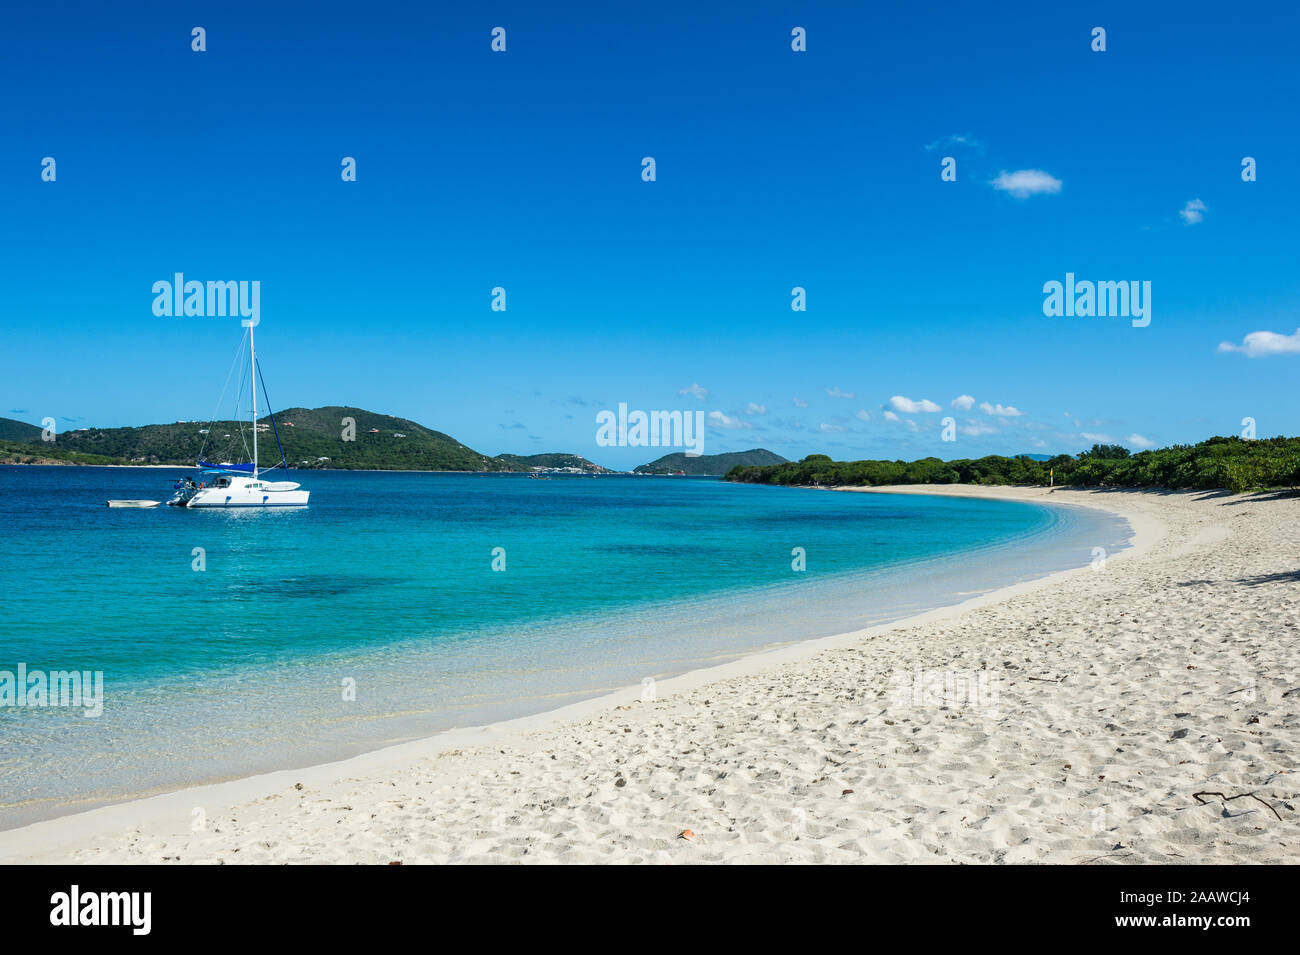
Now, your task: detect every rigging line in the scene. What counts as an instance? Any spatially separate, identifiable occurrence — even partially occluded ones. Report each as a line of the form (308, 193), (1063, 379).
(236, 347), (253, 463)
(255, 359), (289, 471)
(199, 327), (249, 464)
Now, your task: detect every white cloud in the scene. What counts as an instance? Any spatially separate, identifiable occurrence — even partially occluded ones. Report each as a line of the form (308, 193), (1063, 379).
(745, 402), (766, 415)
(1127, 433), (1156, 449)
(707, 411), (750, 430)
(1179, 198), (1207, 225)
(818, 422), (847, 433)
(951, 394), (975, 411)
(855, 409), (872, 422)
(792, 396), (808, 408)
(991, 169), (1062, 198)
(960, 420), (998, 437)
(888, 395), (942, 413)
(882, 411), (920, 431)
(978, 401), (1023, 417)
(1081, 432), (1113, 443)
(679, 382), (708, 401)
(1218, 327), (1300, 358)
(826, 386), (854, 399)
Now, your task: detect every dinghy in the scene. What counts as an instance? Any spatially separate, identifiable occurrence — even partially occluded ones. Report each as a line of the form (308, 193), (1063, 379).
(106, 500), (161, 508)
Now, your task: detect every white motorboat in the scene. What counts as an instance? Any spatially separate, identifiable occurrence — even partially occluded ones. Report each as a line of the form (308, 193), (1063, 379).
(106, 500), (161, 508)
(168, 320), (309, 509)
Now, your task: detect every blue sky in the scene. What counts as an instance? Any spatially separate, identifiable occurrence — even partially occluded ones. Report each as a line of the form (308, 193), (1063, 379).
(3, 1), (1299, 469)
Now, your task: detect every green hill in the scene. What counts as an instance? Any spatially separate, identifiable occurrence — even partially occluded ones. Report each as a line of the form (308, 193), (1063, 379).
(50, 420), (235, 465)
(5, 407), (517, 471)
(0, 417), (43, 442)
(0, 439), (120, 466)
(0, 412), (789, 475)
(496, 453), (611, 473)
(635, 448), (788, 476)
(265, 407), (511, 471)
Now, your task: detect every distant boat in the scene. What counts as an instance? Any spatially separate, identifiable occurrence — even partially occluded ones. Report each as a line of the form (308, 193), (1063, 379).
(106, 500), (160, 508)
(168, 322), (309, 508)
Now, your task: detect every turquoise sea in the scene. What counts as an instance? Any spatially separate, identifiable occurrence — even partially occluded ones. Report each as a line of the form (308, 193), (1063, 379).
(0, 466), (1131, 828)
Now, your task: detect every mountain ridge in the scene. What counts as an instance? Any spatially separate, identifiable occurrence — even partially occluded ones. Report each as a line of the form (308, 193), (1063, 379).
(0, 410), (606, 472)
(634, 448), (788, 475)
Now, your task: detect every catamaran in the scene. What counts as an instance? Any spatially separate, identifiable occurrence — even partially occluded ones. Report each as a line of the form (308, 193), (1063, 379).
(168, 321), (309, 508)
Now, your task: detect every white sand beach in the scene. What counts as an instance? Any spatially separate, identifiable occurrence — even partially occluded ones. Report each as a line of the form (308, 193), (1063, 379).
(2, 486), (1296, 864)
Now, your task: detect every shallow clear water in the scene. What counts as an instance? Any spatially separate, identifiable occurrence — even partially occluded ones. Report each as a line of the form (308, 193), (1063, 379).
(0, 466), (1130, 827)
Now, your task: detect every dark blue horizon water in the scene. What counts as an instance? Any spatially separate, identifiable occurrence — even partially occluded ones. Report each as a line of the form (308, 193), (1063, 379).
(0, 466), (1131, 828)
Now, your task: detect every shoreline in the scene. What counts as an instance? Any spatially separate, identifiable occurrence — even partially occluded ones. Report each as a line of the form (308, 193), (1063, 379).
(0, 462), (608, 474)
(0, 484), (1154, 861)
(3, 484), (1294, 863)
(0, 482), (1124, 834)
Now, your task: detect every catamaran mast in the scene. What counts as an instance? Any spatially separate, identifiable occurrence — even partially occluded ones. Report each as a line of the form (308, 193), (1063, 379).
(250, 321), (258, 478)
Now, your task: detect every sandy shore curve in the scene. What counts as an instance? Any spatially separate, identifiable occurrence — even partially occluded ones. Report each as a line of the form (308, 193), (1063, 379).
(2, 485), (1295, 864)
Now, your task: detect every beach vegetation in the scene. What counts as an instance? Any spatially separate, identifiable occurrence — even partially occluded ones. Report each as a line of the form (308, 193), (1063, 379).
(725, 437), (1300, 493)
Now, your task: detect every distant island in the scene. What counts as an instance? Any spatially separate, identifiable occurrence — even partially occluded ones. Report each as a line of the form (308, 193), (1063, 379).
(724, 438), (1300, 494)
(634, 448), (788, 476)
(495, 453), (611, 474)
(0, 408), (770, 475)
(0, 407), (605, 473)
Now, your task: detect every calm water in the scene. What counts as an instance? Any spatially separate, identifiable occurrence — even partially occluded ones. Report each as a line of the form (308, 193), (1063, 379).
(0, 466), (1130, 827)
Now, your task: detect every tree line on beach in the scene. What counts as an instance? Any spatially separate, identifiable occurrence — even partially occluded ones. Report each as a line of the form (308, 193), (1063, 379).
(723, 436), (1300, 494)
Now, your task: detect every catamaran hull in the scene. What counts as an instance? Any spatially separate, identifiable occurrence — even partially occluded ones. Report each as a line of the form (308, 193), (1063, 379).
(185, 490), (310, 508)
